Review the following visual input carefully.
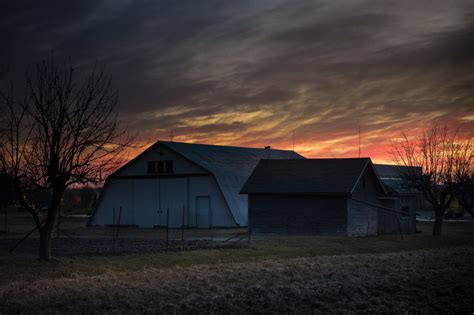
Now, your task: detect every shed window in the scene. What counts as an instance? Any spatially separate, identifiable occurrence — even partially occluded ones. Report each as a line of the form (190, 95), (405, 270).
(147, 161), (174, 174)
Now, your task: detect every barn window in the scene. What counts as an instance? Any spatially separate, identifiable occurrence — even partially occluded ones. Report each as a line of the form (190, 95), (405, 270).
(156, 161), (165, 173)
(147, 161), (156, 174)
(165, 160), (174, 173)
(147, 161), (174, 174)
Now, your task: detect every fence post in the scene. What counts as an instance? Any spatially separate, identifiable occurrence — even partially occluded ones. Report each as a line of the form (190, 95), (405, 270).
(181, 205), (185, 242)
(248, 227), (251, 244)
(166, 207), (169, 248)
(210, 209), (213, 244)
(112, 207), (116, 252)
(116, 206), (122, 240)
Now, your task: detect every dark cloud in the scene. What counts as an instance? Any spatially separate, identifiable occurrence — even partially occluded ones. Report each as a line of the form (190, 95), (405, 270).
(1, 0), (473, 160)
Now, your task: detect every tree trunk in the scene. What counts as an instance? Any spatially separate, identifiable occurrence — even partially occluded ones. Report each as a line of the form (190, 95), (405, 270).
(39, 229), (52, 260)
(433, 209), (444, 236)
(38, 187), (64, 260)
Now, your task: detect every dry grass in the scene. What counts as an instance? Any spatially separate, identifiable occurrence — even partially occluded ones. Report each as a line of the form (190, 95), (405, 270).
(0, 220), (473, 313)
(1, 246), (473, 313)
(0, 221), (473, 284)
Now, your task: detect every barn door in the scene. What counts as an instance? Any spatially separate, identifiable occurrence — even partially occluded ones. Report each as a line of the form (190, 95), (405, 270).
(196, 196), (211, 228)
(159, 178), (187, 228)
(132, 179), (157, 228)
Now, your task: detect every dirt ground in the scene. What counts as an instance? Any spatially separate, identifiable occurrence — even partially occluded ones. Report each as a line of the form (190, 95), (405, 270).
(1, 246), (472, 313)
(1, 237), (245, 256)
(0, 212), (249, 256)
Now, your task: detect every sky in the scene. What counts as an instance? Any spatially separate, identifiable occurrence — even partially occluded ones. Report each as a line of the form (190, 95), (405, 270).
(1, 0), (473, 163)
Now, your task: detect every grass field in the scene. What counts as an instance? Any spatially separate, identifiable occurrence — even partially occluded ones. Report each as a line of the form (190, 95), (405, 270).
(0, 220), (473, 312)
(0, 221), (472, 284)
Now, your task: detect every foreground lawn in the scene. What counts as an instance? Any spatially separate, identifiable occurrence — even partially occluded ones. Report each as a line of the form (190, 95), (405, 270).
(1, 246), (473, 313)
(0, 221), (472, 285)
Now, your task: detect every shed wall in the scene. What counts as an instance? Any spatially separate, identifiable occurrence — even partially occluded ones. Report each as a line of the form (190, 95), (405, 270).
(398, 194), (418, 233)
(348, 166), (384, 236)
(347, 198), (378, 236)
(348, 166), (416, 235)
(378, 198), (401, 234)
(249, 194), (347, 235)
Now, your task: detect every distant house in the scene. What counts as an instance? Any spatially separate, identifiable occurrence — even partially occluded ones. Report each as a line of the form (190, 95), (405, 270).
(374, 164), (423, 230)
(89, 141), (303, 228)
(240, 158), (415, 236)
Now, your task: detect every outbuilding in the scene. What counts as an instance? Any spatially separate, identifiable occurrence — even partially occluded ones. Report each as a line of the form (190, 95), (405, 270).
(89, 141), (303, 228)
(240, 158), (414, 236)
(374, 164), (422, 233)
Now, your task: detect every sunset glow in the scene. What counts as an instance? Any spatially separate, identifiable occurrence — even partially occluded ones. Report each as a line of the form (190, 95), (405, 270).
(2, 0), (473, 165)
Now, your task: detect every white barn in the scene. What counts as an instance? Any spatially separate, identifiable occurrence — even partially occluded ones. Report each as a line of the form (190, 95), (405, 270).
(89, 141), (303, 228)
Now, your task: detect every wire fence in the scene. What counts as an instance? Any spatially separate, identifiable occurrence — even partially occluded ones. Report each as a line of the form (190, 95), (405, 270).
(0, 207), (250, 257)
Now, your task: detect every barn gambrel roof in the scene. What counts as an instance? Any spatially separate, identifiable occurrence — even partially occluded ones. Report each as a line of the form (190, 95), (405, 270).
(160, 141), (304, 225)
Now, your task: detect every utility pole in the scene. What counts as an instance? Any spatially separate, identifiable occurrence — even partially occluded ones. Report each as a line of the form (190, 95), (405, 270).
(169, 129), (174, 142)
(358, 126), (361, 158)
(264, 146), (271, 159)
(292, 129), (295, 151)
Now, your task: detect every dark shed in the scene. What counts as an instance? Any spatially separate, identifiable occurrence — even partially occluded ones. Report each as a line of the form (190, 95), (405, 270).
(241, 158), (414, 236)
(374, 164), (422, 234)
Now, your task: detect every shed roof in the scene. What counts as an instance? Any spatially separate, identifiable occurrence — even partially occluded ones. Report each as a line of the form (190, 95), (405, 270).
(374, 164), (420, 178)
(240, 158), (384, 195)
(160, 141), (304, 225)
(374, 164), (422, 195)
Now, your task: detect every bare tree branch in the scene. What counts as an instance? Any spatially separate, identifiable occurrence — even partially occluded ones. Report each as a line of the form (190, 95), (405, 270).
(0, 57), (135, 260)
(390, 123), (473, 235)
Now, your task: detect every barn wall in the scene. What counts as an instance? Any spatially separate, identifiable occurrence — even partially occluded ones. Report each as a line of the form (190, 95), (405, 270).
(156, 177), (188, 227)
(188, 176), (235, 227)
(90, 178), (135, 226)
(90, 175), (236, 228)
(91, 142), (239, 228)
(117, 144), (208, 176)
(249, 194), (347, 235)
(133, 178), (158, 227)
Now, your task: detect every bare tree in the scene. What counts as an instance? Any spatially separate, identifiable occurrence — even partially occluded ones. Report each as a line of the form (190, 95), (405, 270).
(0, 58), (131, 260)
(391, 124), (472, 235)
